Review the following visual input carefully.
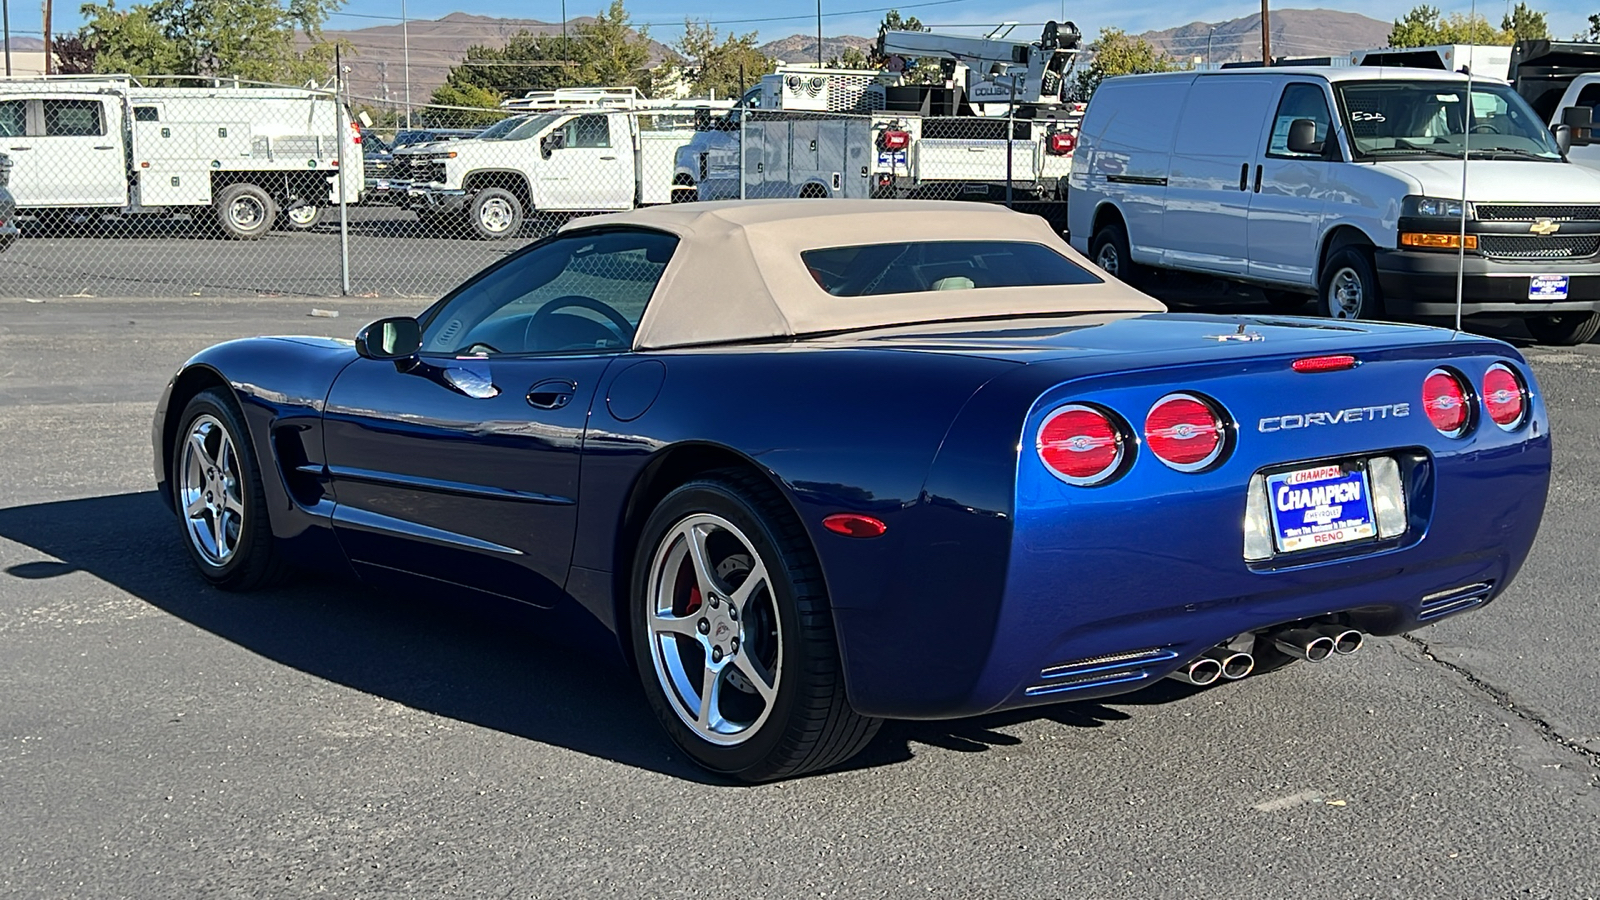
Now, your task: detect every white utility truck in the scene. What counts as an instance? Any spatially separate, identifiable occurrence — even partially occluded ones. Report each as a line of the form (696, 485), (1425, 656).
(675, 23), (1083, 210)
(0, 75), (360, 238)
(398, 88), (717, 240)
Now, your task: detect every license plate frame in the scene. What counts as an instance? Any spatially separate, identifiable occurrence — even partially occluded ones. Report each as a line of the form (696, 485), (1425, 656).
(1265, 459), (1379, 555)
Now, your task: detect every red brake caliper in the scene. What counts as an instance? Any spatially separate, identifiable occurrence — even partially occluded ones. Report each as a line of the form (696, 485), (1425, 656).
(677, 556), (703, 617)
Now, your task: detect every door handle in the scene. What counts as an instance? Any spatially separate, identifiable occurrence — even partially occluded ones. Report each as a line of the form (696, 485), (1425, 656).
(1253, 164), (1263, 193)
(94, 145), (114, 150)
(1238, 162), (1248, 191)
(8, 145), (30, 151)
(599, 155), (617, 160)
(526, 379), (576, 410)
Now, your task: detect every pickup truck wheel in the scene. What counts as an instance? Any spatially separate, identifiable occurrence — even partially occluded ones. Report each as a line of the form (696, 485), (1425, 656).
(1319, 247), (1384, 320)
(1090, 221), (1139, 284)
(214, 183), (276, 240)
(631, 471), (880, 782)
(468, 187), (523, 240)
(278, 202), (324, 231)
(1525, 311), (1600, 346)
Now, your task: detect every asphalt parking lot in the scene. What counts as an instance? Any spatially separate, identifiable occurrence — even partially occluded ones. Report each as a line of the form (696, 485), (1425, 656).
(2, 296), (1598, 898)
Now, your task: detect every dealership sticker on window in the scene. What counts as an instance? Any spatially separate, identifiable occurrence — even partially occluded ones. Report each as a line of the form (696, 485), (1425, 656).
(1530, 274), (1569, 301)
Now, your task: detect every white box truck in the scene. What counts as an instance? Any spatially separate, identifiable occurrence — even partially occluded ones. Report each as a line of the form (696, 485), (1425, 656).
(0, 76), (361, 238)
(1068, 67), (1600, 345)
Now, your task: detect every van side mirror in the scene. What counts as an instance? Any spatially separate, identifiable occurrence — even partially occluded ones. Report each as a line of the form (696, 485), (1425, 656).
(355, 317), (421, 361)
(1560, 106), (1593, 147)
(1286, 118), (1323, 155)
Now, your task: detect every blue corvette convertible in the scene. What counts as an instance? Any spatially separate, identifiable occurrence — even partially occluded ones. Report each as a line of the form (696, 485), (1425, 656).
(154, 200), (1550, 781)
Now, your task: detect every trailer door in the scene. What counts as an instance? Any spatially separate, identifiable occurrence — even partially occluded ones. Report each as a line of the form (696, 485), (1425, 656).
(3, 95), (128, 207)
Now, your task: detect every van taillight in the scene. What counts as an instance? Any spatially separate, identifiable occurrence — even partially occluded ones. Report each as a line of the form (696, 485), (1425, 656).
(1144, 393), (1228, 471)
(1482, 363), (1527, 430)
(1037, 404), (1127, 486)
(1423, 368), (1471, 437)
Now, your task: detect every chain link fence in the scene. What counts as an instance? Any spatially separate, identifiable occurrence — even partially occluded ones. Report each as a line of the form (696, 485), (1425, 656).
(0, 77), (1076, 299)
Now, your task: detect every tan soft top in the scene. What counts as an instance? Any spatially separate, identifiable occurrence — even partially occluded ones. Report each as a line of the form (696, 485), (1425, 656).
(560, 199), (1166, 350)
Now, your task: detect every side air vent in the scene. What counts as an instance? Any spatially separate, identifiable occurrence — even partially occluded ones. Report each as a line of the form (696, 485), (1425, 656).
(1024, 647), (1177, 697)
(272, 425), (326, 507)
(1419, 581), (1495, 621)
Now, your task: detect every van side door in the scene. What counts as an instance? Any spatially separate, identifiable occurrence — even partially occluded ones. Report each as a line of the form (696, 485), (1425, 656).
(2, 95), (128, 208)
(1160, 76), (1277, 276)
(1246, 82), (1337, 288)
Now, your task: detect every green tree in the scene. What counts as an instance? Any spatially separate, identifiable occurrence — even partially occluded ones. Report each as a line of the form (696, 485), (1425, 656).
(1502, 3), (1549, 41)
(1071, 28), (1181, 101)
(79, 0), (345, 83)
(872, 9), (941, 83)
(1586, 12), (1600, 40)
(435, 0), (653, 101)
(427, 82), (506, 126)
(676, 20), (775, 99)
(1387, 3), (1519, 46)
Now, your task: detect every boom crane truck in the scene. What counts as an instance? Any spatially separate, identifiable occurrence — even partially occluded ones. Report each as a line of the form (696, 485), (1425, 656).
(674, 22), (1084, 217)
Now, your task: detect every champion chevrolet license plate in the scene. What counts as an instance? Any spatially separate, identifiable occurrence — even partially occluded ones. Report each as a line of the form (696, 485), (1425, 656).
(1267, 462), (1377, 553)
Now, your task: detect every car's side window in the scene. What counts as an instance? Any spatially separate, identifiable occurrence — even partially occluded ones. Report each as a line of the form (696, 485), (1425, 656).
(1267, 83), (1333, 159)
(0, 99), (23, 137)
(421, 229), (678, 356)
(42, 98), (105, 137)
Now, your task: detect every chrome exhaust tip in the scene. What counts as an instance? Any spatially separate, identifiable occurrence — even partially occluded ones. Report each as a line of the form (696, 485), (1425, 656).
(1213, 650), (1255, 680)
(1272, 629), (1336, 663)
(1330, 628), (1364, 655)
(1166, 656), (1223, 686)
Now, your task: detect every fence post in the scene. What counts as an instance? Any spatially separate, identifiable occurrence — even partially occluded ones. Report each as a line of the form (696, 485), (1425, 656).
(336, 44), (351, 296)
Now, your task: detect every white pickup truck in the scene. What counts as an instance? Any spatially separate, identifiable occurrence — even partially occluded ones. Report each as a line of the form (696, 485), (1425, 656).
(398, 108), (697, 239)
(0, 76), (359, 238)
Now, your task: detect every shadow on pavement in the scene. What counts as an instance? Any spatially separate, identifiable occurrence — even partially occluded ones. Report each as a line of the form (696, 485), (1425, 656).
(0, 491), (1201, 783)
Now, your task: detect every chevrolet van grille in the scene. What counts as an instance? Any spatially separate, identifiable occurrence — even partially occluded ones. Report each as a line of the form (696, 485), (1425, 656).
(1477, 235), (1600, 260)
(1476, 204), (1600, 222)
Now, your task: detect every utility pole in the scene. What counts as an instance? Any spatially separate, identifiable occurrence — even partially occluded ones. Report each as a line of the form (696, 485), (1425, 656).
(816, 0), (823, 67)
(402, 0), (411, 128)
(561, 0), (568, 85)
(3, 0), (11, 76)
(40, 0), (50, 74)
(1260, 0), (1271, 64)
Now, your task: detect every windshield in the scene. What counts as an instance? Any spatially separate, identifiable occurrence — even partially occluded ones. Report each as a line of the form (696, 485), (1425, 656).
(1337, 80), (1562, 161)
(496, 114), (562, 141)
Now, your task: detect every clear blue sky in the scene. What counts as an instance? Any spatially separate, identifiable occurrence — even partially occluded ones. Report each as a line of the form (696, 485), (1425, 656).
(30, 0), (1595, 51)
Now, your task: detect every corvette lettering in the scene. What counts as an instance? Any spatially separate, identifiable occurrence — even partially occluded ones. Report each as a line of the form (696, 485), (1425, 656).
(1258, 403), (1410, 432)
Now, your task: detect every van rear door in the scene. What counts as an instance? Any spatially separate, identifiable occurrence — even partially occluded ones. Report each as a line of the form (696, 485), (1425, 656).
(1162, 75), (1275, 276)
(1246, 81), (1337, 288)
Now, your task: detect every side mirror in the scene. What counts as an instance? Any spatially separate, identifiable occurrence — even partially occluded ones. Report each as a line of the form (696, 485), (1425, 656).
(1554, 124), (1573, 156)
(693, 107), (711, 132)
(1286, 118), (1323, 155)
(1560, 106), (1593, 147)
(355, 316), (421, 361)
(540, 132), (565, 159)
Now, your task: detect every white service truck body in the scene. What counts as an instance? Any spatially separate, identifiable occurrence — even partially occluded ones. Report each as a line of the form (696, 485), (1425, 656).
(0, 77), (360, 237)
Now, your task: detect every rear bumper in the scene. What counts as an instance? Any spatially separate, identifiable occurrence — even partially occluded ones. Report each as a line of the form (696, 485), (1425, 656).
(1375, 248), (1600, 316)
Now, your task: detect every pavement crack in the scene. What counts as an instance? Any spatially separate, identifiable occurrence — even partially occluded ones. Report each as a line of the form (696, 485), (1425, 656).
(1403, 633), (1600, 775)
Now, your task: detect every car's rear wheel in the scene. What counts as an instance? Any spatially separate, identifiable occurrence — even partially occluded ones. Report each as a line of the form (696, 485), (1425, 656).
(1319, 247), (1384, 320)
(631, 471), (879, 782)
(1525, 311), (1600, 346)
(172, 388), (287, 590)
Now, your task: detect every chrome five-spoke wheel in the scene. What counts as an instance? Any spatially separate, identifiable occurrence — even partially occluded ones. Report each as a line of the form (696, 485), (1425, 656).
(645, 512), (781, 746)
(179, 413), (244, 567)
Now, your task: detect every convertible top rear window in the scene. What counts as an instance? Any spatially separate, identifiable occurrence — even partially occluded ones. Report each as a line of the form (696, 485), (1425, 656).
(803, 240), (1103, 297)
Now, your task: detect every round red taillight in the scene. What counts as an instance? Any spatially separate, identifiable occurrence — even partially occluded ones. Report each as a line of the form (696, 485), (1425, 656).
(1482, 363), (1526, 430)
(1037, 404), (1126, 485)
(1143, 393), (1227, 471)
(1422, 368), (1471, 437)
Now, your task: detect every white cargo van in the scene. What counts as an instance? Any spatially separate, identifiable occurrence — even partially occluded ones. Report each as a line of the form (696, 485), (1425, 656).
(1067, 67), (1600, 345)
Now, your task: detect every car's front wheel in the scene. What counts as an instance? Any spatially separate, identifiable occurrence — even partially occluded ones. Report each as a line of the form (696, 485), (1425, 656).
(631, 472), (880, 782)
(172, 388), (287, 590)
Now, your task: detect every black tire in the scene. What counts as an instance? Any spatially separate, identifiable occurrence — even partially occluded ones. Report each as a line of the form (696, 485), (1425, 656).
(213, 183), (276, 240)
(1525, 311), (1600, 346)
(278, 202), (324, 231)
(1263, 289), (1309, 312)
(170, 388), (288, 591)
(1090, 220), (1139, 284)
(467, 187), (524, 240)
(1318, 246), (1384, 320)
(630, 470), (880, 782)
